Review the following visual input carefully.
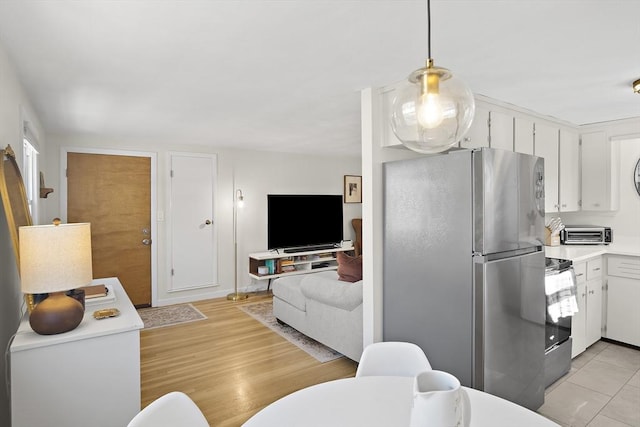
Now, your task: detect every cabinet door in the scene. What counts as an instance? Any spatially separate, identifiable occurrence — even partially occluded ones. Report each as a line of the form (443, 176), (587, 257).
(514, 117), (534, 155)
(581, 131), (619, 211)
(534, 123), (560, 213)
(606, 276), (640, 346)
(559, 129), (580, 212)
(572, 281), (587, 358)
(489, 111), (513, 151)
(585, 279), (603, 347)
(460, 105), (489, 149)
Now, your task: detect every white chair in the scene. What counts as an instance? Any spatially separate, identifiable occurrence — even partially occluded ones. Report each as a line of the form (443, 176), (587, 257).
(355, 341), (432, 377)
(127, 391), (209, 427)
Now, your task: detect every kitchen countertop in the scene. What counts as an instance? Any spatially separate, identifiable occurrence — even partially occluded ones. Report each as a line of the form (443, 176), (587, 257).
(545, 236), (640, 262)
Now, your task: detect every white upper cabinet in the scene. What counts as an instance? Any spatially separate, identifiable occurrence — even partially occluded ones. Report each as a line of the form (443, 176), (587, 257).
(559, 129), (580, 212)
(581, 131), (619, 211)
(514, 117), (534, 155)
(460, 105), (490, 149)
(534, 123), (560, 213)
(489, 111), (514, 151)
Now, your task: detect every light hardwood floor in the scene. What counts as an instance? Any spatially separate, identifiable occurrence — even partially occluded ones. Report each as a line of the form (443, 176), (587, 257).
(140, 292), (358, 427)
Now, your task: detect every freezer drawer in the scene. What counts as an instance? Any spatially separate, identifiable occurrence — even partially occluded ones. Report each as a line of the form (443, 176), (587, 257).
(474, 250), (546, 410)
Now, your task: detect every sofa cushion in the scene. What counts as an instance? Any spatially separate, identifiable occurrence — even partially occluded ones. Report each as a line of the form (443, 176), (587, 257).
(271, 275), (307, 311)
(300, 275), (363, 312)
(336, 251), (363, 282)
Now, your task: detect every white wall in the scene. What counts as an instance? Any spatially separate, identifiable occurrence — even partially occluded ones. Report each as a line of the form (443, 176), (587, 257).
(43, 134), (361, 305)
(361, 87), (423, 346)
(0, 41), (45, 426)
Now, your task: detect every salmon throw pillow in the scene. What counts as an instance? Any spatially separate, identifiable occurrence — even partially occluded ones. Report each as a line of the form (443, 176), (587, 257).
(337, 251), (363, 282)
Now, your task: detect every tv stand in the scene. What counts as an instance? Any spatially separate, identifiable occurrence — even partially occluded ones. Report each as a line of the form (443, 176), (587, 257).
(283, 244), (337, 253)
(249, 246), (353, 281)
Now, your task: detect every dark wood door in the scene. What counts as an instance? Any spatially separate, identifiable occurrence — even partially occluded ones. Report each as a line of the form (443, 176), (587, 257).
(67, 152), (151, 306)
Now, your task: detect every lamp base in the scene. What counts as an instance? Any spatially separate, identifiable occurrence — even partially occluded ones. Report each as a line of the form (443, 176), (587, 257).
(226, 292), (249, 301)
(29, 292), (84, 335)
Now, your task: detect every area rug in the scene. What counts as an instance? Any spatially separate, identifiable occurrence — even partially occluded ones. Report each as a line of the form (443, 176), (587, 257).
(138, 303), (207, 330)
(239, 301), (342, 363)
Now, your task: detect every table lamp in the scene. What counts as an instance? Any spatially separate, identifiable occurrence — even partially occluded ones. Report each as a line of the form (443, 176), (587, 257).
(19, 222), (93, 335)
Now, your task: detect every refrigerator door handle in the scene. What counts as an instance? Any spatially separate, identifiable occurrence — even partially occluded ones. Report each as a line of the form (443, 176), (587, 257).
(474, 246), (543, 263)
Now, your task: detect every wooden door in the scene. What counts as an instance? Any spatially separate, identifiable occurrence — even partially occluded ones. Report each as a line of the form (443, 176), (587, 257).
(67, 152), (151, 306)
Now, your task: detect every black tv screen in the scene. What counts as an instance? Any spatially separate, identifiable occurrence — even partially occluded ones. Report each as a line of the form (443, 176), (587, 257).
(267, 194), (343, 250)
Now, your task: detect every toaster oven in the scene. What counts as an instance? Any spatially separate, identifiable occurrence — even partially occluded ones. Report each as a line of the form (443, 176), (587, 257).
(560, 226), (612, 245)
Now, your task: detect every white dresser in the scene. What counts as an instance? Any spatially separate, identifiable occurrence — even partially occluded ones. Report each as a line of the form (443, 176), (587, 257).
(10, 277), (144, 427)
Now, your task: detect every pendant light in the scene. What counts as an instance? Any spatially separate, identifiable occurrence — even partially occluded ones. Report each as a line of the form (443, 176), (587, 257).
(391, 0), (475, 154)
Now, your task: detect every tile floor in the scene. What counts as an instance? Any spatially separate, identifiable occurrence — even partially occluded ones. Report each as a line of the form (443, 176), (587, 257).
(538, 340), (640, 427)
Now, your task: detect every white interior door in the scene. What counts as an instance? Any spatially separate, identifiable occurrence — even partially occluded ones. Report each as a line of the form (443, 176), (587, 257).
(169, 153), (217, 290)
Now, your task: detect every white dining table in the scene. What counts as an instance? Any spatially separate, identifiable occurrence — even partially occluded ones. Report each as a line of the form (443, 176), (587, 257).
(242, 376), (560, 427)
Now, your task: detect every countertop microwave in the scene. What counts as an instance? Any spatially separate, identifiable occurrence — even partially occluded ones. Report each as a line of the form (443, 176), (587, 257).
(560, 226), (612, 245)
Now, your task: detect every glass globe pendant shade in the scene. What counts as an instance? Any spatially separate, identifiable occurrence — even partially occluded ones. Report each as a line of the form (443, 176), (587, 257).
(391, 59), (475, 154)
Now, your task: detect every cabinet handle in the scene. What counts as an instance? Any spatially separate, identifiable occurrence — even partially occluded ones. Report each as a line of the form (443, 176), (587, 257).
(593, 267), (601, 271)
(561, 204), (567, 208)
(575, 273), (584, 277)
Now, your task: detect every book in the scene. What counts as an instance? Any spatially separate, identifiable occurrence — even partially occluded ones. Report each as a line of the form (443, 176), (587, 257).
(79, 284), (108, 299)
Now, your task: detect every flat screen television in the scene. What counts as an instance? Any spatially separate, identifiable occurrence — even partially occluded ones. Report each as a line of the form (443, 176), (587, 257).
(267, 194), (343, 251)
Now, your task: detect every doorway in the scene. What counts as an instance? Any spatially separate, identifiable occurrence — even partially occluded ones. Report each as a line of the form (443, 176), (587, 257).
(62, 148), (157, 307)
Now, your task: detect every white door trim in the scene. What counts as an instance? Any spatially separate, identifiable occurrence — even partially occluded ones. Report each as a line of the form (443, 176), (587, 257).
(60, 146), (158, 307)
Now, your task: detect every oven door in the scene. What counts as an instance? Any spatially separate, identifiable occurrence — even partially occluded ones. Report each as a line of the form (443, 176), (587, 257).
(545, 268), (575, 351)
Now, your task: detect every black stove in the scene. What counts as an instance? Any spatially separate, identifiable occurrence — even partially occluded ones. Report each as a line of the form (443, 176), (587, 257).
(545, 257), (572, 272)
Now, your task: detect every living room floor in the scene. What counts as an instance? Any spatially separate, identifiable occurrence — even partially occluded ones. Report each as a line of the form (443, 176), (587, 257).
(539, 340), (640, 427)
(140, 294), (639, 426)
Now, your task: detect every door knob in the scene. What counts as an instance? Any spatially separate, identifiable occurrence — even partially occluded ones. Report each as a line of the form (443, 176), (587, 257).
(142, 238), (152, 245)
(205, 219), (212, 225)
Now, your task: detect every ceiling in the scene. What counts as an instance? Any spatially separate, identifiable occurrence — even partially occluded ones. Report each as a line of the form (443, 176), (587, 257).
(0, 1), (638, 156)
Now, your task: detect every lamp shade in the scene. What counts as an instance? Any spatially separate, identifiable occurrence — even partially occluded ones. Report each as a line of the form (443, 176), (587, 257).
(19, 223), (93, 294)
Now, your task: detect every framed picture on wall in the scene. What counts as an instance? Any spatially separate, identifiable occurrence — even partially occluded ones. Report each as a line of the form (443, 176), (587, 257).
(344, 175), (362, 203)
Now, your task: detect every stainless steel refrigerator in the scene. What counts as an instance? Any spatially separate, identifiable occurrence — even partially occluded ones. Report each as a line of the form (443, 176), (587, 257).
(383, 148), (546, 410)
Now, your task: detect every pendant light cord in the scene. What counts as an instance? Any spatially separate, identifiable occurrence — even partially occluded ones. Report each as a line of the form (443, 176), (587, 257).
(427, 0), (432, 59)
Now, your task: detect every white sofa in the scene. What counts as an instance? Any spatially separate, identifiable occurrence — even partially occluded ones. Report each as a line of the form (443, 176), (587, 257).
(272, 270), (363, 361)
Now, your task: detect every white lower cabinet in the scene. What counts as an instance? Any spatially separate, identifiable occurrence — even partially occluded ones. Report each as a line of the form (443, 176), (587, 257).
(571, 257), (603, 358)
(571, 262), (587, 357)
(11, 278), (143, 427)
(585, 258), (603, 347)
(605, 255), (640, 346)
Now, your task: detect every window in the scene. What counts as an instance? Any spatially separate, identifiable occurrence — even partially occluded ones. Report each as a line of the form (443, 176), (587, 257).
(23, 125), (39, 223)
